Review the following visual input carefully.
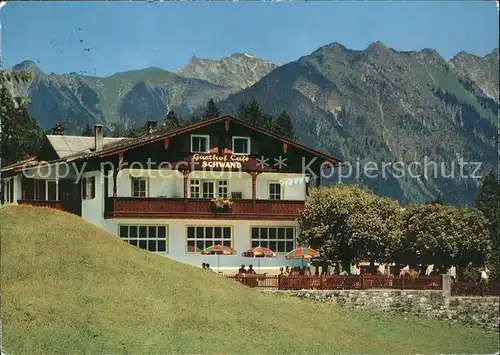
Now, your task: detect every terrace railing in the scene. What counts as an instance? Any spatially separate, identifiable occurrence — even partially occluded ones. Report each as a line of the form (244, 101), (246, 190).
(226, 274), (443, 291)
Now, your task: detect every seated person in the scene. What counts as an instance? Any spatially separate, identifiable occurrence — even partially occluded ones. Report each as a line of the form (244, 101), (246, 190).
(238, 264), (247, 274)
(247, 264), (256, 274)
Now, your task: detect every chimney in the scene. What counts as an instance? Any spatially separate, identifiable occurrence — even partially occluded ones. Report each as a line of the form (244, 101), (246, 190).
(94, 124), (104, 152)
(146, 120), (158, 134)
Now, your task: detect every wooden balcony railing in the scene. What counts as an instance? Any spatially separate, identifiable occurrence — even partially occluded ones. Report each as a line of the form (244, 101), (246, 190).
(104, 197), (304, 220)
(18, 200), (82, 216)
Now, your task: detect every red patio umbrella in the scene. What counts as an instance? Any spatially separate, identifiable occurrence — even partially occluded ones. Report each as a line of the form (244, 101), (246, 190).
(285, 246), (319, 267)
(242, 246), (276, 273)
(201, 244), (237, 272)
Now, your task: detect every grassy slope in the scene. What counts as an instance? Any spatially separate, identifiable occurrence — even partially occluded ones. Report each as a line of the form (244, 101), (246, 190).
(1, 206), (498, 354)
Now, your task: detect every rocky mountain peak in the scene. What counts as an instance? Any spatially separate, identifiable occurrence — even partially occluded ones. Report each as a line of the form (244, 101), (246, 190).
(366, 41), (390, 52)
(12, 60), (45, 77)
(177, 53), (278, 89)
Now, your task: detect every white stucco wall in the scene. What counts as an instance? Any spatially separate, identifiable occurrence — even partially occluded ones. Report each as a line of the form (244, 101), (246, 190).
(256, 173), (306, 200)
(14, 175), (22, 204)
(81, 170), (104, 228)
(112, 169), (306, 200)
(103, 218), (303, 270)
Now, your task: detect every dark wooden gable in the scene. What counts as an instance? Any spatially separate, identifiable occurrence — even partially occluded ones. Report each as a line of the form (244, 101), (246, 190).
(121, 119), (326, 174)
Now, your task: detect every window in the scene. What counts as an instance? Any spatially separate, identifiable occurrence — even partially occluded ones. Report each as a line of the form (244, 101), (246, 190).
(119, 225), (168, 252)
(218, 180), (229, 199)
(251, 227), (295, 253)
(131, 178), (148, 197)
(82, 176), (96, 200)
(232, 136), (251, 155)
(202, 181), (215, 199)
(190, 179), (200, 198)
(186, 226), (232, 253)
(269, 182), (282, 200)
(35, 180), (46, 200)
(47, 181), (57, 201)
(3, 178), (14, 203)
(191, 135), (210, 153)
(189, 179), (228, 199)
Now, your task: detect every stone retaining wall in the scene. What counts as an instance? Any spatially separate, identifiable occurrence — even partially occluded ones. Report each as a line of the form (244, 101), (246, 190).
(265, 289), (499, 332)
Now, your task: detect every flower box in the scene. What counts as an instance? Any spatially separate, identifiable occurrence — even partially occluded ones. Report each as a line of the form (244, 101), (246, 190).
(210, 198), (233, 213)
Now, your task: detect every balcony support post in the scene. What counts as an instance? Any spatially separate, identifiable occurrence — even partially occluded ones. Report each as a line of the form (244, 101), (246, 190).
(112, 168), (118, 197)
(0, 178), (4, 204)
(182, 169), (190, 199)
(248, 171), (261, 200)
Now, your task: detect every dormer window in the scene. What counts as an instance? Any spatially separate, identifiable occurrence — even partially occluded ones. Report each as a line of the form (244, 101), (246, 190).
(191, 135), (210, 153)
(232, 136), (251, 155)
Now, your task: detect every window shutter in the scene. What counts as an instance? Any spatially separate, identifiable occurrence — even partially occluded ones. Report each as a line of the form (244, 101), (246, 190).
(81, 178), (87, 200)
(210, 135), (218, 154)
(251, 140), (258, 155)
(225, 137), (232, 154)
(184, 135), (191, 152)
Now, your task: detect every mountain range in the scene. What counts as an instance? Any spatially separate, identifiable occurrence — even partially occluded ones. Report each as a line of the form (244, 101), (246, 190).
(8, 42), (499, 205)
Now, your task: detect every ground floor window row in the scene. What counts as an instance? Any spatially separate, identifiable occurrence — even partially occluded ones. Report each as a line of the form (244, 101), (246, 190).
(119, 225), (168, 252)
(118, 225), (296, 253)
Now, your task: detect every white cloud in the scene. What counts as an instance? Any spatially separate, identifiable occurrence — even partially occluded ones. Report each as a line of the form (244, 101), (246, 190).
(0, 2), (6, 10)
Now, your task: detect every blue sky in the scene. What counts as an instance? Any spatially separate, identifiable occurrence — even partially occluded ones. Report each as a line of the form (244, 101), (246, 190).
(1, 1), (498, 77)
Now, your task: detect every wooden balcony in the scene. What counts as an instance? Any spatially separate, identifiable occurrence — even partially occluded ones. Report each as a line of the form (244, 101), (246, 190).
(18, 200), (82, 216)
(104, 197), (304, 220)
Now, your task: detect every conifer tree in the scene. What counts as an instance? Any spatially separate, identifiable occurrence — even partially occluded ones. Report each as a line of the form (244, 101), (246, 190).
(203, 98), (220, 120)
(274, 109), (297, 141)
(164, 110), (185, 130)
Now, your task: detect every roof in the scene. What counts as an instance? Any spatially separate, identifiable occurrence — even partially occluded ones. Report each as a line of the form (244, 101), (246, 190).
(46, 135), (130, 159)
(66, 115), (343, 164)
(1, 115), (342, 173)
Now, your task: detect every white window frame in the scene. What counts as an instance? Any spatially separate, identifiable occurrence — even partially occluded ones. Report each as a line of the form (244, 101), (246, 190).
(202, 180), (216, 199)
(33, 179), (59, 201)
(191, 134), (210, 153)
(217, 180), (229, 199)
(268, 182), (283, 200)
(189, 179), (200, 198)
(250, 227), (295, 253)
(189, 179), (229, 199)
(232, 136), (251, 155)
(131, 177), (148, 197)
(119, 224), (169, 253)
(4, 178), (14, 204)
(81, 176), (95, 200)
(186, 226), (232, 253)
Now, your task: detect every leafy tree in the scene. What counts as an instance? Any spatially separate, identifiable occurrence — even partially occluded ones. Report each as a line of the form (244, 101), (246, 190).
(298, 185), (403, 272)
(401, 204), (491, 272)
(425, 194), (445, 205)
(0, 71), (43, 167)
(164, 110), (186, 130)
(475, 171), (500, 280)
(274, 109), (297, 141)
(203, 98), (220, 120)
(81, 124), (93, 137)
